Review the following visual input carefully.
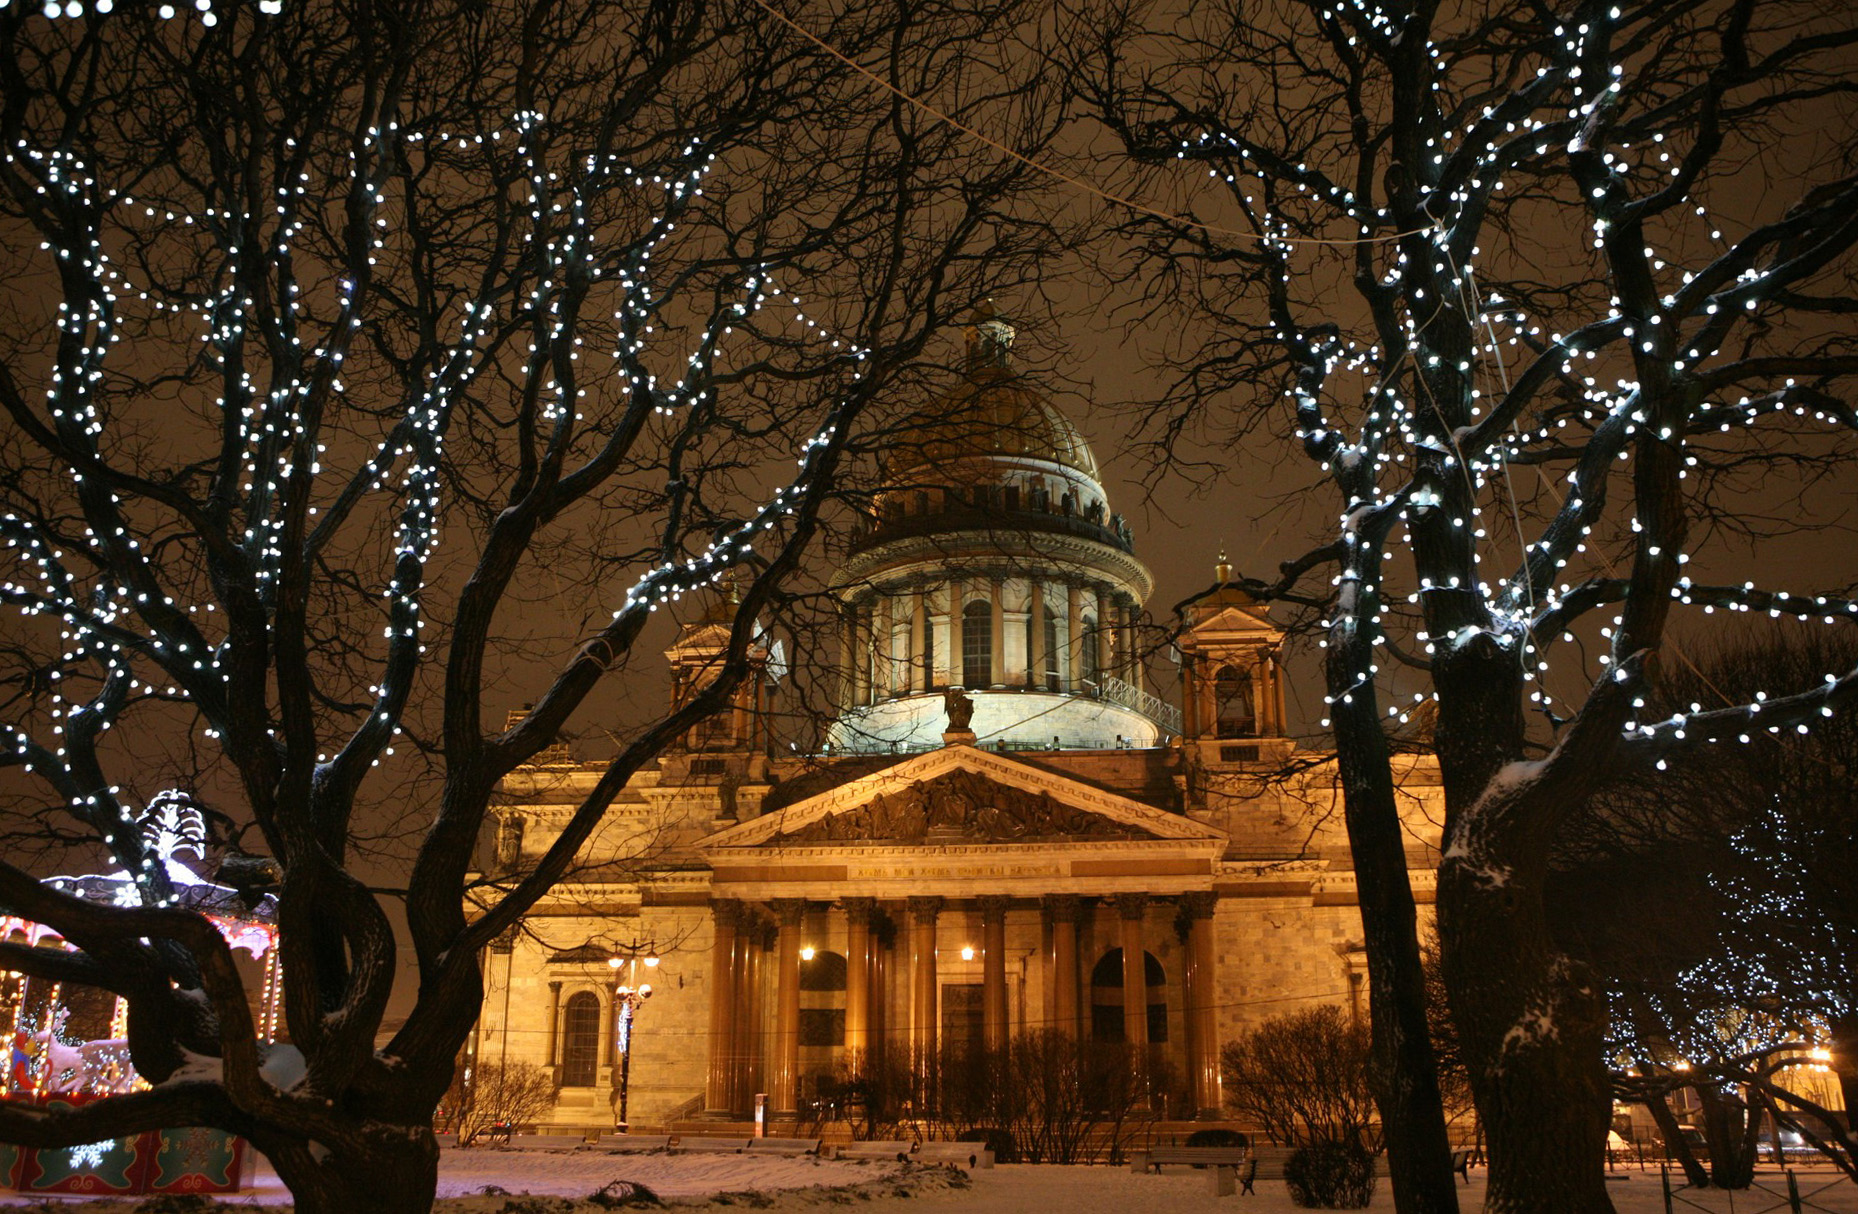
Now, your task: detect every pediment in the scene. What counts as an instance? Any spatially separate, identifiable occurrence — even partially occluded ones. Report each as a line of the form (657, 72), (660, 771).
(699, 745), (1223, 851)
(1188, 604), (1278, 636)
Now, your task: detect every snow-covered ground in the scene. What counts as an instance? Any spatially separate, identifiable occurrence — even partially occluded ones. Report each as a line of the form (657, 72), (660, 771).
(3, 1150), (1855, 1211)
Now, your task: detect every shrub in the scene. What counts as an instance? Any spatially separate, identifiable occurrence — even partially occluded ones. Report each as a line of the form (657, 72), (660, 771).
(1283, 1140), (1377, 1209)
(1185, 1128), (1249, 1150)
(1220, 1006), (1381, 1153)
(956, 1126), (1017, 1164)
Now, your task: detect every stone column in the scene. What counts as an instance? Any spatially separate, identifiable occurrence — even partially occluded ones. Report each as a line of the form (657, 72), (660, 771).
(1181, 653), (1199, 738)
(1043, 895), (1082, 1038)
(978, 896), (1010, 1051)
(544, 980), (563, 1071)
(600, 988), (617, 1071)
(704, 902), (740, 1115)
(869, 908), (891, 1067)
(989, 579), (1005, 687)
(1028, 581), (1046, 690)
(1115, 894), (1149, 1049)
(907, 896), (944, 1061)
(844, 898), (875, 1064)
(1179, 892), (1222, 1116)
(740, 913), (767, 1106)
(771, 899), (806, 1117)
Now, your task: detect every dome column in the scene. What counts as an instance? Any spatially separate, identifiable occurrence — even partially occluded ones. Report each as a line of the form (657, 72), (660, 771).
(989, 578), (1006, 688)
(910, 588), (927, 695)
(1066, 583), (1084, 694)
(1028, 581), (1047, 690)
(1095, 586), (1113, 687)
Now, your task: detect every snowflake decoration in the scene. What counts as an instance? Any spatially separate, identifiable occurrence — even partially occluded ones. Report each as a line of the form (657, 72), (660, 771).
(67, 1140), (110, 1170)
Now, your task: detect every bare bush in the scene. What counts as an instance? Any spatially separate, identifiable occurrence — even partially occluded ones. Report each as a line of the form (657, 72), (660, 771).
(1221, 1007), (1382, 1153)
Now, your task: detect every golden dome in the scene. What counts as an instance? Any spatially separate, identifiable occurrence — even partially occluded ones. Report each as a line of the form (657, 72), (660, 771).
(886, 372), (1101, 483)
(883, 303), (1101, 485)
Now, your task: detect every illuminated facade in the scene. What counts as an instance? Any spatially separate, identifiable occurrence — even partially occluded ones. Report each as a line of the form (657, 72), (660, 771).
(473, 311), (1446, 1132)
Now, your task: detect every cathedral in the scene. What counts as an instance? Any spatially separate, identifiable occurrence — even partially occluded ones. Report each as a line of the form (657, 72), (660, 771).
(472, 310), (1445, 1134)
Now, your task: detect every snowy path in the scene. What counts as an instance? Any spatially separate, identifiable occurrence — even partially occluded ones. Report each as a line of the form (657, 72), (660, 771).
(4, 1151), (1855, 1211)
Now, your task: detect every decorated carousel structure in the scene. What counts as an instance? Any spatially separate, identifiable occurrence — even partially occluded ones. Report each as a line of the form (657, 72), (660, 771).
(1, 793), (277, 1195)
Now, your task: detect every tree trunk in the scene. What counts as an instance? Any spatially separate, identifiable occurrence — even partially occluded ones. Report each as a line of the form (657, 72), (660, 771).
(1327, 616), (1461, 1214)
(1645, 1093), (1708, 1188)
(1438, 857), (1617, 1214)
(1833, 1014), (1858, 1132)
(267, 1126), (441, 1214)
(1697, 1084), (1756, 1189)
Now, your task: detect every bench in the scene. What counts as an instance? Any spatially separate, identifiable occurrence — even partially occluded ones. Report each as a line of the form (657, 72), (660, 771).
(745, 1136), (821, 1157)
(833, 1140), (914, 1163)
(1450, 1149), (1472, 1183)
(1132, 1147), (1255, 1196)
(511, 1134), (593, 1151)
(1131, 1145), (1250, 1173)
(674, 1136), (753, 1154)
(913, 1141), (994, 1169)
(594, 1134), (672, 1153)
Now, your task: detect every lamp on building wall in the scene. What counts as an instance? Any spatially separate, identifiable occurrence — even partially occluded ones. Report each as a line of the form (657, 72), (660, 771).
(607, 947), (660, 1132)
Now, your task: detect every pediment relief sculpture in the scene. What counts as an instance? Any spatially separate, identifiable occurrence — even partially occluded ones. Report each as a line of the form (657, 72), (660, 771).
(767, 768), (1147, 844)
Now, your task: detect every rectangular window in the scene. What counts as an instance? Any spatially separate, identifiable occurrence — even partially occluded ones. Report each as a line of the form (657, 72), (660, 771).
(941, 983), (984, 1047)
(799, 1008), (845, 1048)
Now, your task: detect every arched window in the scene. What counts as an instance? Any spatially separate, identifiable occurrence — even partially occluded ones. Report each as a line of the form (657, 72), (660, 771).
(560, 991), (602, 1086)
(1088, 948), (1168, 1044)
(962, 601), (992, 688)
(1215, 665), (1255, 738)
(1081, 615), (1100, 687)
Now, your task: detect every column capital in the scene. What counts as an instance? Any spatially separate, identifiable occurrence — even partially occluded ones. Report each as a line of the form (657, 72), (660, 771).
(1113, 892), (1150, 921)
(711, 898), (745, 928)
(1177, 891), (1218, 921)
(906, 895), (945, 922)
(841, 896), (879, 924)
(1042, 893), (1086, 923)
(974, 894), (1011, 917)
(770, 898), (809, 927)
(548, 979), (562, 995)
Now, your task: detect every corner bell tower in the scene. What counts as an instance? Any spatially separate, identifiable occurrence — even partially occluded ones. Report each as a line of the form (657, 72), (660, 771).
(1177, 550), (1288, 757)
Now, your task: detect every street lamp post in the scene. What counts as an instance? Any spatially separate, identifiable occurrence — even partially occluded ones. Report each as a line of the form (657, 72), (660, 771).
(607, 948), (659, 1133)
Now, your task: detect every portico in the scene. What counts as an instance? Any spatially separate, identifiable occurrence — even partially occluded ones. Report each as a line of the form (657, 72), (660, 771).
(694, 744), (1228, 1120)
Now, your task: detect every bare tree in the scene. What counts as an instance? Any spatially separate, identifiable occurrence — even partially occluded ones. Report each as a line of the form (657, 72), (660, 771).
(0, 1), (1071, 1209)
(1075, 1), (1858, 1210)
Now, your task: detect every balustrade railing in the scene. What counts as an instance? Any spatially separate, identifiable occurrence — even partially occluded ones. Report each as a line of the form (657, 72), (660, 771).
(1098, 674), (1183, 735)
